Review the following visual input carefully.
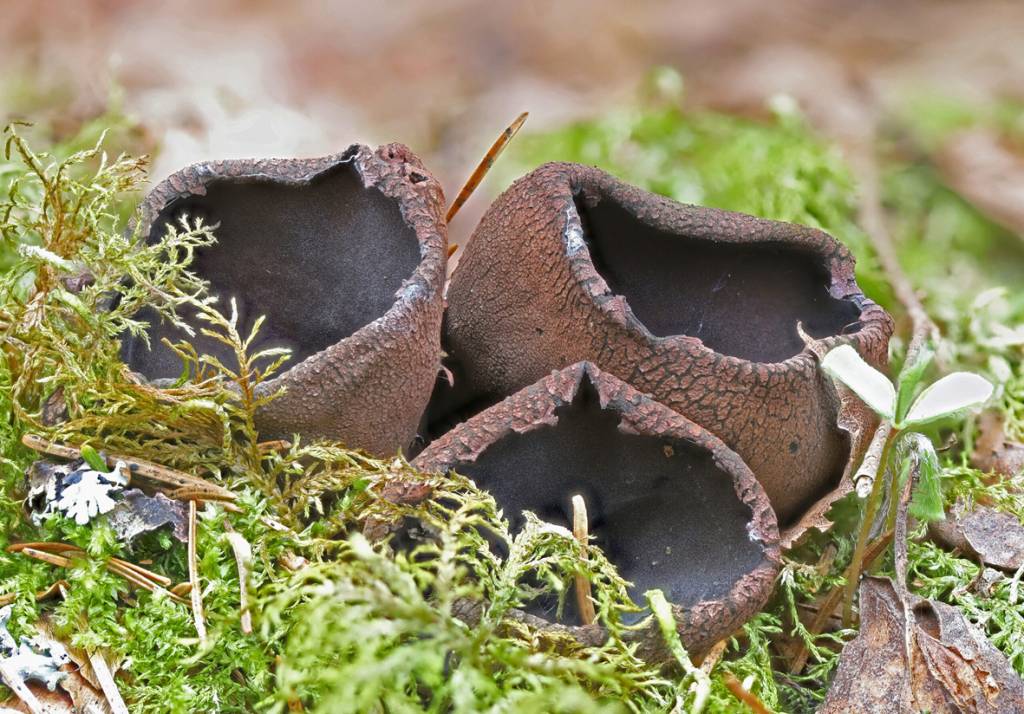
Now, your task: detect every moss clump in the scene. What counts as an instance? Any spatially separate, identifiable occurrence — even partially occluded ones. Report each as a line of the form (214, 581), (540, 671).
(0, 122), (717, 713)
(3, 76), (1024, 711)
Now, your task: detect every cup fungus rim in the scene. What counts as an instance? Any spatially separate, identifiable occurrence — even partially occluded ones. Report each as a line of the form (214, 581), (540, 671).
(532, 161), (891, 369)
(137, 143), (447, 379)
(413, 361), (782, 660)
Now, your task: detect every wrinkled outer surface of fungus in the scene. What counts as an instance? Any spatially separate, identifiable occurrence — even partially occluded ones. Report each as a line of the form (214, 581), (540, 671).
(443, 162), (893, 531)
(125, 144), (447, 455)
(413, 362), (781, 661)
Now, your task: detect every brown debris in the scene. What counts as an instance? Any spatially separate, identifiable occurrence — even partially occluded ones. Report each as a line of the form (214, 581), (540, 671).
(106, 489), (188, 544)
(972, 411), (1024, 478)
(223, 522), (254, 635)
(722, 672), (774, 714)
(820, 577), (1024, 713)
(7, 542), (186, 604)
(0, 673), (110, 714)
(570, 494), (596, 626)
(445, 111), (528, 224)
(929, 499), (1024, 572)
(187, 500), (207, 645)
(21, 434), (235, 503)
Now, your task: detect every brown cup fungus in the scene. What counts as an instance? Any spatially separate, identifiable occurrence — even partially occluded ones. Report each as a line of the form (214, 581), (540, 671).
(413, 362), (781, 661)
(439, 162), (893, 539)
(124, 145), (447, 455)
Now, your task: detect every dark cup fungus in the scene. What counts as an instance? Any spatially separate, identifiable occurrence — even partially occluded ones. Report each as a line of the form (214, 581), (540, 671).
(413, 362), (781, 661)
(124, 145), (447, 455)
(441, 162), (893, 540)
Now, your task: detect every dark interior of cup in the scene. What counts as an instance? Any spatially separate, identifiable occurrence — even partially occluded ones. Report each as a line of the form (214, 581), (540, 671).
(123, 162), (421, 379)
(450, 380), (765, 623)
(574, 194), (863, 363)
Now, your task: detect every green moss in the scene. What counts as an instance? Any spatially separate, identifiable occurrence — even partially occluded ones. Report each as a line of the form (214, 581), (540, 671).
(3, 78), (1024, 712)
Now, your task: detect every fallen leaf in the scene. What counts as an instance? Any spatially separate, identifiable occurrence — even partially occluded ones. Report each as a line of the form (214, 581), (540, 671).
(929, 500), (1024, 572)
(820, 577), (1024, 713)
(105, 490), (187, 544)
(972, 411), (1024, 478)
(0, 609), (110, 713)
(937, 130), (1024, 239)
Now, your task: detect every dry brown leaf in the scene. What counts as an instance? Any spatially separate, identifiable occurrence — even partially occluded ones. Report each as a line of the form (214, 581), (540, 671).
(937, 130), (1024, 239)
(972, 411), (1024, 478)
(820, 577), (1024, 713)
(105, 489), (187, 544)
(930, 499), (1024, 572)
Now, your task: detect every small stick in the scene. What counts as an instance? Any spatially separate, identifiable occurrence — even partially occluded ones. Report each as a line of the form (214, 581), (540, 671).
(0, 579), (69, 606)
(21, 433), (235, 501)
(188, 500), (208, 644)
(10, 542), (173, 589)
(224, 521), (254, 635)
(699, 638), (729, 674)
(788, 529), (894, 674)
(722, 672), (774, 714)
(104, 561), (186, 603)
(9, 542), (187, 604)
(571, 494), (597, 625)
(20, 547), (73, 568)
(257, 439), (291, 453)
(89, 649), (130, 714)
(110, 556), (173, 588)
(445, 112), (528, 224)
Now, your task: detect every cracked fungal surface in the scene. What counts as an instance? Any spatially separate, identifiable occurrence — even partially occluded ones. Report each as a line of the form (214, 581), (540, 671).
(126, 145), (448, 455)
(413, 362), (781, 661)
(443, 162), (893, 533)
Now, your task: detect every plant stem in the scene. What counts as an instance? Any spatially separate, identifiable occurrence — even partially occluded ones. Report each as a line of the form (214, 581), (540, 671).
(842, 426), (898, 626)
(571, 494), (597, 625)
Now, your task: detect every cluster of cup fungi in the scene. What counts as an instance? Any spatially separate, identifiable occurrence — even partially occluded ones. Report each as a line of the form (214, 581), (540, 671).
(124, 122), (893, 663)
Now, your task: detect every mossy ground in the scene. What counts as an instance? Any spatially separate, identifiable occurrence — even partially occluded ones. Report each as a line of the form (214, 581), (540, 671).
(2, 74), (1024, 712)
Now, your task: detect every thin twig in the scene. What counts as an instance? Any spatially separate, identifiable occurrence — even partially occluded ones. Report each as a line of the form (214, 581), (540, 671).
(110, 556), (172, 588)
(89, 649), (130, 714)
(722, 672), (774, 714)
(699, 638), (729, 674)
(788, 529), (894, 674)
(851, 148), (939, 357)
(445, 112), (528, 224)
(835, 142), (941, 627)
(224, 520), (254, 635)
(19, 547), (72, 568)
(188, 500), (208, 644)
(571, 494), (596, 625)
(0, 579), (68, 607)
(8, 542), (181, 600)
(21, 433), (235, 501)
(842, 427), (896, 626)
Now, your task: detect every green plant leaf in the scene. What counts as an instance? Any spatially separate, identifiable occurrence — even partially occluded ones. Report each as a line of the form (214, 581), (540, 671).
(79, 444), (108, 472)
(898, 432), (945, 523)
(903, 372), (994, 427)
(821, 345), (896, 419)
(894, 344), (934, 423)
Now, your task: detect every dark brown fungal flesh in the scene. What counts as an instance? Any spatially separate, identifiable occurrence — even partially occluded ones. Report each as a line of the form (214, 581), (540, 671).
(125, 145), (447, 455)
(413, 362), (781, 661)
(442, 162), (893, 532)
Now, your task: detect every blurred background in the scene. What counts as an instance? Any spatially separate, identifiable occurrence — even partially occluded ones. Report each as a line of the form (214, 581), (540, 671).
(4, 0), (1024, 252)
